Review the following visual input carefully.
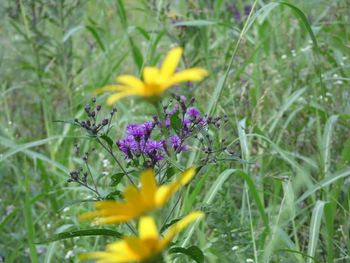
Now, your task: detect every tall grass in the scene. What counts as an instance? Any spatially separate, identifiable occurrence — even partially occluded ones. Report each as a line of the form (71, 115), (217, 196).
(0, 0), (349, 262)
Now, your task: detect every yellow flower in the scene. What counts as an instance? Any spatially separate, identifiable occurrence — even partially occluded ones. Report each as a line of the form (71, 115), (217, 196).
(96, 47), (208, 104)
(80, 168), (196, 224)
(80, 212), (204, 263)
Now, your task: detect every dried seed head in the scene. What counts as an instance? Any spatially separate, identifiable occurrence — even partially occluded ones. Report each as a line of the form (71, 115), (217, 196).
(84, 104), (91, 113)
(102, 119), (109, 126)
(111, 108), (117, 115)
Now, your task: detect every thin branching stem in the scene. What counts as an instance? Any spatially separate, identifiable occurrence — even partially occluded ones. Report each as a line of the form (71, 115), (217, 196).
(96, 137), (136, 187)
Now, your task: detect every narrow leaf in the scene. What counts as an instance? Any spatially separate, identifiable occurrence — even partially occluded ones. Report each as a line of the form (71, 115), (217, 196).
(169, 246), (204, 263)
(36, 229), (122, 244)
(307, 201), (326, 263)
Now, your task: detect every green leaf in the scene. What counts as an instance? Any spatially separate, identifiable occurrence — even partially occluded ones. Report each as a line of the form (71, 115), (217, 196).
(307, 201), (326, 263)
(296, 168), (350, 204)
(321, 115), (338, 176)
(36, 229), (122, 244)
(129, 38), (144, 72)
(135, 26), (150, 40)
(218, 155), (253, 165)
(100, 134), (114, 148)
(235, 170), (269, 230)
(58, 199), (97, 212)
(63, 25), (85, 42)
(116, 0), (127, 27)
(165, 166), (176, 180)
(0, 136), (62, 161)
(339, 136), (350, 167)
(169, 246), (204, 263)
(173, 20), (216, 27)
(160, 218), (180, 234)
(105, 190), (123, 200)
(110, 173), (124, 187)
(85, 25), (106, 52)
(170, 113), (181, 132)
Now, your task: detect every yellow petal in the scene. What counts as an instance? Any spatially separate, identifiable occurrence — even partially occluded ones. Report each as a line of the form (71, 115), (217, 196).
(95, 200), (125, 210)
(138, 216), (159, 241)
(155, 168), (196, 207)
(94, 85), (130, 94)
(106, 91), (137, 105)
(79, 252), (111, 261)
(178, 167), (196, 186)
(163, 68), (208, 90)
(80, 210), (105, 221)
(123, 186), (142, 206)
(106, 239), (129, 252)
(116, 75), (145, 90)
(124, 237), (151, 259)
(155, 184), (176, 207)
(97, 214), (133, 224)
(107, 239), (144, 262)
(140, 169), (157, 206)
(160, 47), (183, 78)
(143, 67), (160, 85)
(80, 201), (124, 221)
(157, 211), (204, 252)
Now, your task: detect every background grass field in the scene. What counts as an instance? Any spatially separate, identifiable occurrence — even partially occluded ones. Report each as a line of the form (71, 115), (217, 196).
(0, 0), (349, 262)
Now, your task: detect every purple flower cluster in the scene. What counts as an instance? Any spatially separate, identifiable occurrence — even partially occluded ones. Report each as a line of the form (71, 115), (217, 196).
(116, 122), (165, 165)
(116, 95), (220, 167)
(163, 104), (206, 138)
(227, 4), (252, 22)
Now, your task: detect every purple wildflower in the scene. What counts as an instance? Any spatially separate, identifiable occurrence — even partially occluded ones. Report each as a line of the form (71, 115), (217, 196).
(116, 136), (137, 159)
(170, 135), (181, 149)
(145, 140), (163, 154)
(183, 118), (191, 125)
(197, 116), (206, 126)
(167, 104), (179, 115)
(233, 9), (241, 21)
(126, 124), (145, 139)
(187, 107), (200, 118)
(164, 118), (171, 127)
(161, 139), (168, 153)
(152, 154), (164, 162)
(244, 5), (252, 17)
(145, 140), (165, 165)
(142, 121), (154, 135)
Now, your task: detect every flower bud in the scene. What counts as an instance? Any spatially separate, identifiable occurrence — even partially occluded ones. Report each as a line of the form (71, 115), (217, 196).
(102, 119), (109, 126)
(84, 104), (91, 113)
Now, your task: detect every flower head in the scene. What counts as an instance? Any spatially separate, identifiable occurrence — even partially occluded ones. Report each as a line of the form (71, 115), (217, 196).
(170, 135), (181, 149)
(80, 168), (196, 224)
(80, 212), (204, 263)
(187, 107), (200, 118)
(116, 136), (138, 159)
(126, 124), (145, 139)
(96, 47), (208, 104)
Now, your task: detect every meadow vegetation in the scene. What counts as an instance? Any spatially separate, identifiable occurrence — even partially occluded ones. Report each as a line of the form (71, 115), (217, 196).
(0, 0), (349, 262)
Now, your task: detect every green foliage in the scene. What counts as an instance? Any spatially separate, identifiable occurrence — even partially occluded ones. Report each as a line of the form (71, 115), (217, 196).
(1, 0), (350, 262)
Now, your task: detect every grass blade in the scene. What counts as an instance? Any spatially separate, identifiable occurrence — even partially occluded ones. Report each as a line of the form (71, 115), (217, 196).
(0, 136), (62, 161)
(307, 201), (326, 263)
(296, 168), (350, 204)
(24, 161), (38, 263)
(321, 115), (338, 176)
(181, 169), (236, 247)
(36, 229), (122, 244)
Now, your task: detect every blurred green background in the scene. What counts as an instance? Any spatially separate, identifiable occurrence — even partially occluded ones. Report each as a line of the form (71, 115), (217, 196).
(0, 0), (349, 262)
